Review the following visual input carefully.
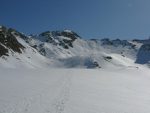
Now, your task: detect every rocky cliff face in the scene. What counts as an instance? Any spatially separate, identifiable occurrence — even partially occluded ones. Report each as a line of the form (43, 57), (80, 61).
(136, 44), (150, 64)
(0, 26), (25, 56)
(38, 30), (80, 49)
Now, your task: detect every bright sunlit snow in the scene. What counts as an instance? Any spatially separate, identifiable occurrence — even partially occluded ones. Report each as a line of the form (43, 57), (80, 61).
(0, 67), (150, 113)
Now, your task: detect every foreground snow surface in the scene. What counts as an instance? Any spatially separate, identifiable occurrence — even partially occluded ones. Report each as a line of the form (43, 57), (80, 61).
(0, 68), (150, 113)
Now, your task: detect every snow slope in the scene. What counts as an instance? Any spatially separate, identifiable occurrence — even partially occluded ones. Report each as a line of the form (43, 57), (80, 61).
(13, 33), (139, 69)
(1, 26), (150, 68)
(0, 67), (150, 113)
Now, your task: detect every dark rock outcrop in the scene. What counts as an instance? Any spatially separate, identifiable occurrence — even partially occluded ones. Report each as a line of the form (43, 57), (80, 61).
(101, 38), (134, 48)
(136, 44), (150, 64)
(39, 30), (80, 49)
(0, 26), (25, 56)
(0, 44), (8, 56)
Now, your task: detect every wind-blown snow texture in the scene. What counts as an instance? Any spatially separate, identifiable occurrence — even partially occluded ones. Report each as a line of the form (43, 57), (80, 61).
(0, 67), (150, 113)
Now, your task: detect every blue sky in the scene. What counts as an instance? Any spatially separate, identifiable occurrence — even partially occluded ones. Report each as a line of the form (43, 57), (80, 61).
(1, 0), (150, 39)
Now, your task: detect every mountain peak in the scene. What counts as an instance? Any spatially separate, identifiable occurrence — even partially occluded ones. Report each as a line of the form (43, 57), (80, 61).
(63, 29), (73, 33)
(37, 30), (81, 49)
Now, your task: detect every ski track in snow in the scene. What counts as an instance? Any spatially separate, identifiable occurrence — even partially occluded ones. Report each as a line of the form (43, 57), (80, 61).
(0, 70), (72, 113)
(51, 71), (71, 113)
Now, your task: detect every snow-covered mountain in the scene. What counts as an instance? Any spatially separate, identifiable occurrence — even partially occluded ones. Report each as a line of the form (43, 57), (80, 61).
(0, 25), (150, 69)
(1, 26), (150, 113)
